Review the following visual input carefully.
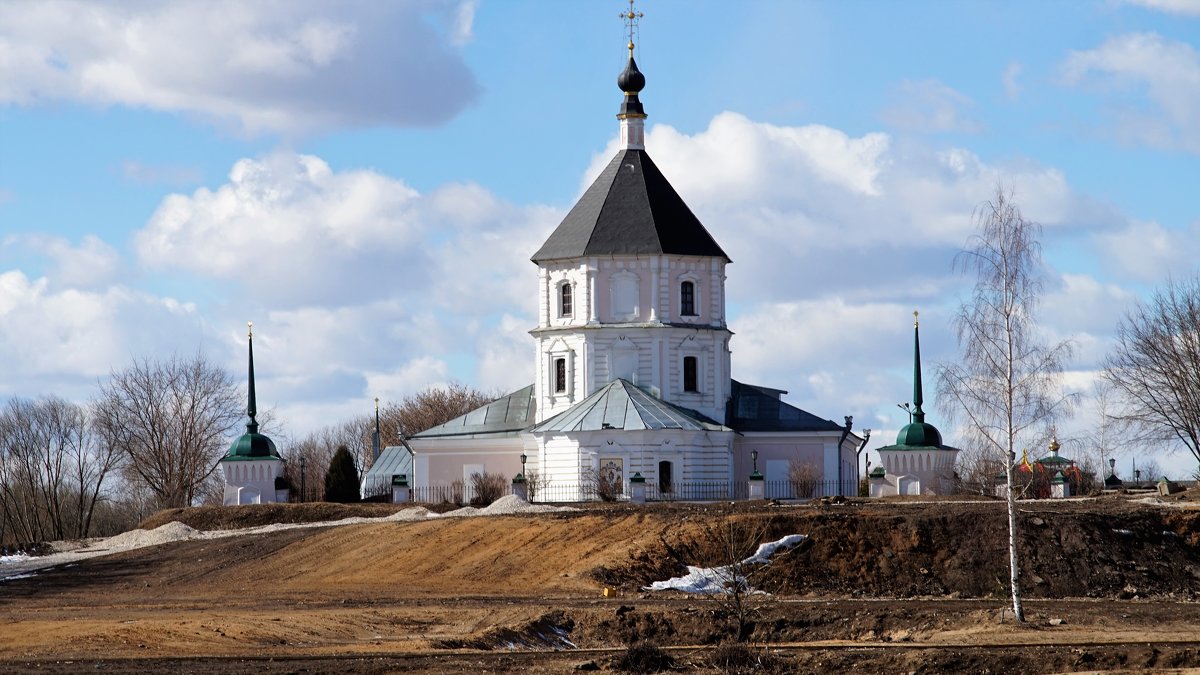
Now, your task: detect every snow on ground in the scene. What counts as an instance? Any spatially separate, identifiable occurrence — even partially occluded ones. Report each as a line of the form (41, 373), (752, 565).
(0, 497), (578, 581)
(644, 534), (807, 595)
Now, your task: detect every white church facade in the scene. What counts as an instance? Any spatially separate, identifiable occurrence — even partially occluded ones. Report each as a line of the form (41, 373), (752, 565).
(368, 36), (862, 501)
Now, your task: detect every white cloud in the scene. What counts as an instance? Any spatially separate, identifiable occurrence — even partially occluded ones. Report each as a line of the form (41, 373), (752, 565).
(1003, 62), (1023, 102)
(1120, 0), (1200, 16)
(0, 0), (479, 135)
(1061, 32), (1200, 153)
(880, 79), (983, 134)
(4, 233), (120, 289)
(0, 269), (206, 398)
(1095, 218), (1200, 281)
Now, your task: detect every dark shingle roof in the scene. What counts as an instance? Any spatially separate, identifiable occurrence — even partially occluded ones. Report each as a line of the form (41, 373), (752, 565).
(531, 149), (729, 263)
(725, 379), (843, 433)
(530, 379), (729, 433)
(410, 385), (536, 439)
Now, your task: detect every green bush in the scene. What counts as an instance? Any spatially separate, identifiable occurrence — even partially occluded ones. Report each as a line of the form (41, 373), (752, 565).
(323, 446), (360, 503)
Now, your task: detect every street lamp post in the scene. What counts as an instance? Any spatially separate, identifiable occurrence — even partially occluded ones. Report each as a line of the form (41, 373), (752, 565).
(1109, 457), (1116, 477)
(751, 449), (758, 475)
(519, 453), (527, 477)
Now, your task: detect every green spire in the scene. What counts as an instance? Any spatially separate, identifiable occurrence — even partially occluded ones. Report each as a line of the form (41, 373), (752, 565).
(246, 321), (259, 434)
(912, 310), (925, 424)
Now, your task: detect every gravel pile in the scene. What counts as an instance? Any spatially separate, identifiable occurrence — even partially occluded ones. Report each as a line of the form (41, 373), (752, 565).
(95, 522), (201, 552)
(479, 495), (576, 516)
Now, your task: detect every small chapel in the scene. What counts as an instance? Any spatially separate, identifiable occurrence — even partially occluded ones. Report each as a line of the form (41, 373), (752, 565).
(363, 14), (863, 501)
(868, 313), (960, 497)
(219, 322), (288, 505)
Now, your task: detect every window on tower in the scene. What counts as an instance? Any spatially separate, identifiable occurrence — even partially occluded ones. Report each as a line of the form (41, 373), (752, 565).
(554, 357), (567, 393)
(683, 356), (698, 392)
(680, 281), (696, 316)
(560, 282), (573, 317)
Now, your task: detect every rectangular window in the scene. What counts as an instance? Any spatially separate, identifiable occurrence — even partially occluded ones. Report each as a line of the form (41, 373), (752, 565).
(683, 356), (698, 392)
(560, 284), (572, 317)
(680, 281), (696, 316)
(554, 357), (567, 393)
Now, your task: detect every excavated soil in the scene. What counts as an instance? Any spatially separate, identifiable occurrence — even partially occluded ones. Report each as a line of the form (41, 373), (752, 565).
(3, 495), (1200, 673)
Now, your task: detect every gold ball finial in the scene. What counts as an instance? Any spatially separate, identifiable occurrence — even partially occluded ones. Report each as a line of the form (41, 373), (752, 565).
(1049, 437), (1060, 454)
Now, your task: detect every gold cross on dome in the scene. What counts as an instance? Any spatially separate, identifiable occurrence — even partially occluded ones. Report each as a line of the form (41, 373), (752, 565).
(621, 0), (643, 56)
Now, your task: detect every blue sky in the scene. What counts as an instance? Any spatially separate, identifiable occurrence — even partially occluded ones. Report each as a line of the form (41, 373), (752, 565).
(1, 0), (1199, 478)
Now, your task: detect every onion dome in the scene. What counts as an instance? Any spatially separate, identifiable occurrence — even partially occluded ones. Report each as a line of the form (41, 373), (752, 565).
(618, 55), (646, 117)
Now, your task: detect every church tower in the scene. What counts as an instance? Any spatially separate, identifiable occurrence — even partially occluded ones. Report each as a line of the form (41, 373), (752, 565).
(530, 9), (732, 424)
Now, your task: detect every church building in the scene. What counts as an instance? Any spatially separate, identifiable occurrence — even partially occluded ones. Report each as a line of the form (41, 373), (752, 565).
(372, 24), (861, 501)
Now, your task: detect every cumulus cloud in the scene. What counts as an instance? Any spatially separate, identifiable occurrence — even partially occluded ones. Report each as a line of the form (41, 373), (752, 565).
(3, 233), (120, 288)
(135, 152), (555, 310)
(1094, 218), (1200, 281)
(1061, 32), (1200, 153)
(0, 269), (207, 399)
(577, 113), (1087, 311)
(1120, 0), (1200, 16)
(880, 79), (983, 134)
(0, 0), (480, 135)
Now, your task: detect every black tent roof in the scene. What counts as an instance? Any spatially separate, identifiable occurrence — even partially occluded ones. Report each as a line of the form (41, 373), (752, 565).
(531, 149), (729, 263)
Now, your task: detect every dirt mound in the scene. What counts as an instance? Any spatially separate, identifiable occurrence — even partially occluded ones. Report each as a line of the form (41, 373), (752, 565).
(138, 502), (412, 531)
(595, 501), (1200, 599)
(434, 611), (575, 650)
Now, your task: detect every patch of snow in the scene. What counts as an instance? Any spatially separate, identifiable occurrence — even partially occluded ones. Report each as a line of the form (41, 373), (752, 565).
(644, 534), (807, 595)
(1, 553), (31, 565)
(1, 572), (36, 581)
(1112, 528), (1134, 536)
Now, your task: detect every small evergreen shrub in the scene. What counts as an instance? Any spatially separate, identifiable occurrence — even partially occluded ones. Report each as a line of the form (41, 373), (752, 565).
(323, 446), (360, 503)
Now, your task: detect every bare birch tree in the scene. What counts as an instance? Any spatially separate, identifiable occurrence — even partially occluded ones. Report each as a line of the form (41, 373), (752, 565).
(936, 186), (1075, 623)
(1101, 276), (1200, 477)
(93, 354), (242, 509)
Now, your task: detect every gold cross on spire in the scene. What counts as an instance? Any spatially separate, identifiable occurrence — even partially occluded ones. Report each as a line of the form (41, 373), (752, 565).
(622, 0), (643, 57)
(913, 310), (919, 327)
(247, 320), (253, 338)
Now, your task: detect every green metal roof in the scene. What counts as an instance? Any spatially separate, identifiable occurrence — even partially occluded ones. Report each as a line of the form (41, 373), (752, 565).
(222, 325), (282, 462)
(530, 379), (729, 433)
(411, 384), (536, 439)
(878, 315), (959, 453)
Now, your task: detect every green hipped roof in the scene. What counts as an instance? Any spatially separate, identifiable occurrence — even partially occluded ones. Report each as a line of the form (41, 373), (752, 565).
(878, 315), (959, 454)
(530, 379), (729, 433)
(222, 325), (282, 462)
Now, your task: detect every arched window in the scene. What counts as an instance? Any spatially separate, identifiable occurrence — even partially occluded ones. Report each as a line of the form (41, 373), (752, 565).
(683, 356), (698, 392)
(559, 283), (573, 317)
(680, 281), (696, 316)
(554, 357), (567, 393)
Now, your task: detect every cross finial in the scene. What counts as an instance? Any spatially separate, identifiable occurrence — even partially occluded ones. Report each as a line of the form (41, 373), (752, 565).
(247, 320), (254, 338)
(913, 310), (919, 327)
(622, 0), (643, 57)
(374, 396), (379, 411)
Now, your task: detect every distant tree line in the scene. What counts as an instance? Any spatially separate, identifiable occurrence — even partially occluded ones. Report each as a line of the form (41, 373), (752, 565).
(0, 348), (496, 546)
